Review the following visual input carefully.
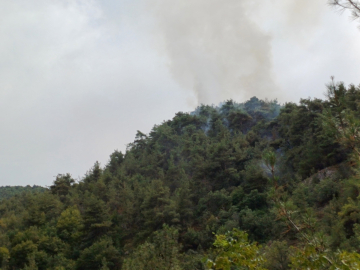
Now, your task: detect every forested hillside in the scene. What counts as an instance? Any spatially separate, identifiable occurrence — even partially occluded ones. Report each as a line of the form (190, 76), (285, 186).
(0, 186), (45, 201)
(1, 81), (360, 269)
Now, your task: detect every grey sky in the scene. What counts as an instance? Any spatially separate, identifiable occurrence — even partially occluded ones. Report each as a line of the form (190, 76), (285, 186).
(0, 0), (359, 186)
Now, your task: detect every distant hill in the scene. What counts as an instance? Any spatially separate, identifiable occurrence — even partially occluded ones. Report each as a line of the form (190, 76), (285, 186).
(0, 185), (46, 200)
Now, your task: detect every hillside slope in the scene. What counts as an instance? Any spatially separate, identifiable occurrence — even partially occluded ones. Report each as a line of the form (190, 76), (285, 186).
(0, 82), (360, 269)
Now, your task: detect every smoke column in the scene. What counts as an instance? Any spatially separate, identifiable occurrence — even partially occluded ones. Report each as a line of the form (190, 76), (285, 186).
(150, 0), (324, 105)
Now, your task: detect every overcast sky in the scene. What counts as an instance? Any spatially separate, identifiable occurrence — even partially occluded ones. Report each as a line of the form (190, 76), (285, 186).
(1, 0), (360, 186)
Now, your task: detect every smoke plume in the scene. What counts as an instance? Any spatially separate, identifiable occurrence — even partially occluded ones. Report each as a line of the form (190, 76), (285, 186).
(150, 0), (324, 105)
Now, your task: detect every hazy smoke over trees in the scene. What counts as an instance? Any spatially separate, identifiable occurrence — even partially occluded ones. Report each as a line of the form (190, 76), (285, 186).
(150, 0), (324, 105)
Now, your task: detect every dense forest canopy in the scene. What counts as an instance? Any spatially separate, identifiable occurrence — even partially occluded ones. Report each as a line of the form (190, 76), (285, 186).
(2, 81), (360, 269)
(0, 186), (45, 201)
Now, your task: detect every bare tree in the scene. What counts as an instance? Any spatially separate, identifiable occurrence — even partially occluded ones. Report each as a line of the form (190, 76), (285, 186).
(329, 0), (360, 26)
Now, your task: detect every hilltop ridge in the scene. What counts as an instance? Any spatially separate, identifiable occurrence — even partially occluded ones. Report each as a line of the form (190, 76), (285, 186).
(0, 82), (360, 269)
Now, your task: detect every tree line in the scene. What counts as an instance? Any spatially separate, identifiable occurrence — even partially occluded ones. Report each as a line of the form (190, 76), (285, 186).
(1, 81), (360, 269)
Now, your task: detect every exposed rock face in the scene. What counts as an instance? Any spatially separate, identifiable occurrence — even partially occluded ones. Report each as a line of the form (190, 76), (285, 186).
(304, 165), (339, 184)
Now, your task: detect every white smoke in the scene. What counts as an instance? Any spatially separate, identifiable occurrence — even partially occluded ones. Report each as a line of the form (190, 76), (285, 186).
(149, 0), (325, 105)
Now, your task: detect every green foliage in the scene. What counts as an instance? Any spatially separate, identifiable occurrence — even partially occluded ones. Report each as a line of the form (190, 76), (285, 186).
(277, 98), (346, 179)
(289, 243), (360, 269)
(322, 80), (360, 164)
(81, 194), (112, 245)
(57, 207), (83, 243)
(263, 150), (276, 177)
(76, 238), (121, 270)
(0, 185), (45, 201)
(123, 225), (182, 270)
(205, 229), (266, 270)
(1, 87), (360, 268)
(50, 174), (74, 202)
(10, 240), (37, 268)
(263, 241), (289, 270)
(0, 247), (9, 268)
